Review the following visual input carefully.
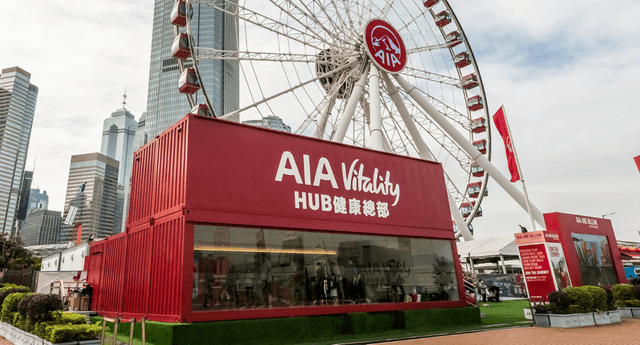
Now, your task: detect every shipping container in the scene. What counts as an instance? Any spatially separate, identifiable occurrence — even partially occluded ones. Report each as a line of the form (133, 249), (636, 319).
(88, 115), (467, 322)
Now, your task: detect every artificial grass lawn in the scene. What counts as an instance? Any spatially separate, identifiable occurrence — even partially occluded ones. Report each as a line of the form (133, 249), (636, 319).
(479, 299), (531, 325)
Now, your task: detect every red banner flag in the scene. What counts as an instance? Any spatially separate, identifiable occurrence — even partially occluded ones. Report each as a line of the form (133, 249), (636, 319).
(635, 155), (640, 173)
(492, 107), (520, 182)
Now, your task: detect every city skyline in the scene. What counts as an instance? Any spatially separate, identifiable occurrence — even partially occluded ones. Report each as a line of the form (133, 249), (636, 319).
(1, 0), (638, 241)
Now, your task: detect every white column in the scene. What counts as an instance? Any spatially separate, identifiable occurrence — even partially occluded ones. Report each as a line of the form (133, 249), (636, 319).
(381, 72), (474, 240)
(332, 64), (370, 143)
(368, 65), (384, 151)
(500, 254), (508, 274)
(393, 74), (545, 227)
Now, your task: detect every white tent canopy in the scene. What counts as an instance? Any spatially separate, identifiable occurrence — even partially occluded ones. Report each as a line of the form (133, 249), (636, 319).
(457, 236), (520, 274)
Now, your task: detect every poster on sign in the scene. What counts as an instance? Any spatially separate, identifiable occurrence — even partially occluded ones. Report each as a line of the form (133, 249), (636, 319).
(515, 231), (571, 301)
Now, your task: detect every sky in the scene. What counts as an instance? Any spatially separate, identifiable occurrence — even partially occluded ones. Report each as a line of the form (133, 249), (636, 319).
(1, 0), (638, 242)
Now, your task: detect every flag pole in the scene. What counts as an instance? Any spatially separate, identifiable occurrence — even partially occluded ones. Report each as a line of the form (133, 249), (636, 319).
(501, 105), (537, 232)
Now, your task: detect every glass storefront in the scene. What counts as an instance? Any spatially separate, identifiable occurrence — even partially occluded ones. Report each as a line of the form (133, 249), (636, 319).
(192, 225), (459, 311)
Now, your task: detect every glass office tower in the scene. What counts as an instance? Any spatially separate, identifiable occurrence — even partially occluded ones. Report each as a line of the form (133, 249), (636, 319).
(144, 0), (240, 141)
(0, 67), (38, 235)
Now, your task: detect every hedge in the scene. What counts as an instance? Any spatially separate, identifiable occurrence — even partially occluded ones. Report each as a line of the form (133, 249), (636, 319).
(93, 307), (481, 345)
(1, 292), (28, 323)
(612, 284), (635, 302)
(564, 286), (595, 313)
(47, 324), (102, 343)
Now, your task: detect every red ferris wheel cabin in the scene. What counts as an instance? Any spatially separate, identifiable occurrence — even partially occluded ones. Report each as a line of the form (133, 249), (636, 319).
(434, 11), (452, 27)
(172, 33), (191, 60)
(445, 31), (463, 48)
(423, 0), (440, 8)
(86, 115), (467, 323)
(472, 139), (487, 154)
(178, 68), (200, 94)
(170, 1), (191, 27)
(466, 95), (483, 111)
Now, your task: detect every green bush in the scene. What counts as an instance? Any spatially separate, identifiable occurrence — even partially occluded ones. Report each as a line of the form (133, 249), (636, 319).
(54, 311), (87, 325)
(583, 286), (607, 311)
(47, 324), (102, 343)
(634, 285), (640, 300)
(1, 292), (28, 323)
(564, 286), (594, 313)
(567, 305), (582, 314)
(612, 284), (634, 302)
(34, 321), (56, 339)
(0, 287), (29, 307)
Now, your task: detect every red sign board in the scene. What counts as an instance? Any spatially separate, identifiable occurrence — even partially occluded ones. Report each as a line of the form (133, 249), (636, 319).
(635, 155), (640, 173)
(518, 243), (555, 301)
(181, 116), (453, 239)
(364, 19), (407, 74)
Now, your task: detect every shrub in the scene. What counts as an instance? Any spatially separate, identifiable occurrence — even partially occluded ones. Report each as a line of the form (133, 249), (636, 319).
(54, 311), (87, 325)
(603, 287), (616, 311)
(612, 284), (634, 302)
(47, 324), (102, 343)
(34, 321), (56, 339)
(583, 286), (607, 311)
(17, 293), (39, 317)
(0, 286), (29, 307)
(633, 285), (640, 300)
(26, 294), (62, 323)
(564, 286), (595, 313)
(547, 291), (571, 314)
(567, 305), (582, 314)
(1, 292), (28, 324)
(533, 305), (549, 314)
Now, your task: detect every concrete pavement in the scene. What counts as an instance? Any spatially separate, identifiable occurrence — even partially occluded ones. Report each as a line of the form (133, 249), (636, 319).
(381, 319), (640, 345)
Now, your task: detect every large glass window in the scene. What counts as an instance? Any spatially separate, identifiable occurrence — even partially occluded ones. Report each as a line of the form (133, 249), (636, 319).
(192, 225), (459, 311)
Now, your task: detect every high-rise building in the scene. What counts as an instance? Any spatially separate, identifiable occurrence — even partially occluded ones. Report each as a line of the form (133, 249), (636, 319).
(19, 209), (62, 246)
(28, 188), (49, 211)
(16, 170), (33, 221)
(0, 67), (38, 235)
(100, 97), (137, 234)
(144, 0), (240, 142)
(100, 98), (137, 186)
(59, 153), (119, 243)
(242, 115), (292, 133)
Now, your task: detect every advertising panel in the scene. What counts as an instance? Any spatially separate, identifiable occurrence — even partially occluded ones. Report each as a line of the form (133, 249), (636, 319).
(517, 243), (555, 301)
(544, 212), (625, 287)
(186, 116), (454, 238)
(571, 233), (617, 286)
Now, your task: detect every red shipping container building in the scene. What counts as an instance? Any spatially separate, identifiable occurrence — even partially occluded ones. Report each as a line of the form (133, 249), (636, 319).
(87, 115), (466, 323)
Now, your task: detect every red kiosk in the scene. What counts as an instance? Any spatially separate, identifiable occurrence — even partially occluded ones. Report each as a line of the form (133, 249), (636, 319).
(516, 212), (626, 302)
(86, 115), (467, 323)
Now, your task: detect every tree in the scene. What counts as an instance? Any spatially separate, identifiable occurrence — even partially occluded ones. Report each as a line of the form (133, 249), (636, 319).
(0, 234), (36, 270)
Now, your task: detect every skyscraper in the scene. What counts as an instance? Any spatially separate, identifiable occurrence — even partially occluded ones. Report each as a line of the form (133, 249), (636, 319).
(100, 98), (137, 186)
(59, 153), (119, 243)
(100, 97), (137, 234)
(144, 0), (240, 142)
(20, 209), (62, 246)
(28, 188), (49, 212)
(0, 67), (38, 235)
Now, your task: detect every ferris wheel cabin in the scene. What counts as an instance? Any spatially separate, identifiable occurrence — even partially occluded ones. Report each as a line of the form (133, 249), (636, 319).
(466, 182), (482, 198)
(178, 68), (200, 94)
(454, 52), (471, 68)
(423, 0), (440, 8)
(445, 31), (463, 48)
(460, 202), (482, 218)
(189, 104), (211, 117)
(170, 1), (192, 27)
(470, 117), (486, 133)
(466, 95), (484, 111)
(435, 11), (452, 27)
(461, 73), (479, 90)
(471, 163), (484, 177)
(172, 33), (191, 60)
(472, 139), (487, 154)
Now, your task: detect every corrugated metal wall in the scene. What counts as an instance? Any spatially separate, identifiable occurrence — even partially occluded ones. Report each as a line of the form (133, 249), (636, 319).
(128, 119), (188, 226)
(89, 216), (185, 321)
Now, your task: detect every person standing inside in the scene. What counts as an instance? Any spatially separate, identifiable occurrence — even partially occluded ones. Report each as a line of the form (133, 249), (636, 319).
(478, 279), (487, 303)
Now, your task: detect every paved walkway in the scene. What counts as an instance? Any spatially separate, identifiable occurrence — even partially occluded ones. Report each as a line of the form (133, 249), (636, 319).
(382, 319), (640, 345)
(0, 336), (10, 345)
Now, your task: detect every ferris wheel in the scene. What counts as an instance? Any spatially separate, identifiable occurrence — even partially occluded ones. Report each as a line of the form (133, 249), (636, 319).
(170, 0), (493, 240)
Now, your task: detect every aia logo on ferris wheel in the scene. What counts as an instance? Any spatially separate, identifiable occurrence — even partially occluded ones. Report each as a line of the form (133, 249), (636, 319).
(364, 19), (407, 74)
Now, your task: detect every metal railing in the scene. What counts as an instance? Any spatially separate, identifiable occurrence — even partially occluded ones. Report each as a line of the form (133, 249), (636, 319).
(100, 317), (146, 345)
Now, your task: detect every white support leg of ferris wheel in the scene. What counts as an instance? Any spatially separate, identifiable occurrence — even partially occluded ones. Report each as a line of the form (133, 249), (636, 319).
(393, 74), (546, 228)
(381, 72), (474, 241)
(313, 98), (335, 139)
(332, 65), (370, 143)
(369, 65), (384, 151)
